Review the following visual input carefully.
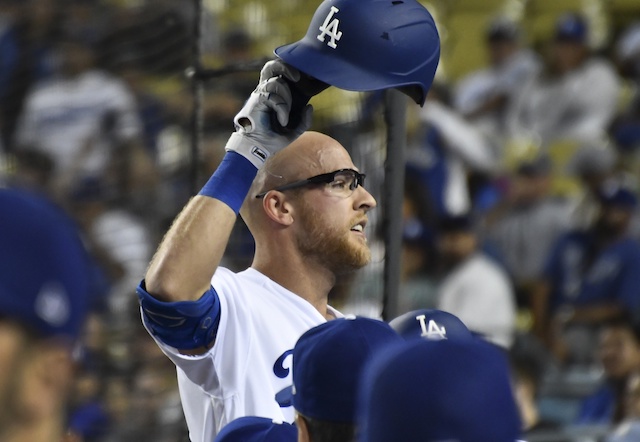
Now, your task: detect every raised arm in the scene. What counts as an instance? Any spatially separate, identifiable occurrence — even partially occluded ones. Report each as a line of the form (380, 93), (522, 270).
(137, 60), (312, 352)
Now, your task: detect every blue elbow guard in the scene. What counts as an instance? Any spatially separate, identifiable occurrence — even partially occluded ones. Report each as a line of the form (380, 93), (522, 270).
(136, 281), (221, 350)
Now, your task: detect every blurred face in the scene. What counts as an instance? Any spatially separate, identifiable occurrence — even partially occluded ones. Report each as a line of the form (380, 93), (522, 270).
(0, 318), (74, 439)
(60, 41), (94, 76)
(0, 320), (27, 428)
(595, 205), (633, 237)
(438, 231), (477, 265)
(551, 41), (587, 73)
(510, 174), (550, 205)
(598, 326), (640, 380)
(488, 40), (519, 66)
(625, 373), (640, 418)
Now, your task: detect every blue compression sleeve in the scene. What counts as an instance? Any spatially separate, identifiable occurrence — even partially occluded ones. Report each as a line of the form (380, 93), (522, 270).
(198, 151), (257, 214)
(137, 281), (221, 350)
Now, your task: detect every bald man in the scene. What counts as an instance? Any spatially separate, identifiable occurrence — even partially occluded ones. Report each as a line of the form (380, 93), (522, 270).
(136, 61), (376, 442)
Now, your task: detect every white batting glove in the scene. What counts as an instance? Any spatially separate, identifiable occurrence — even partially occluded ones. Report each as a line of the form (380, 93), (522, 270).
(224, 60), (313, 169)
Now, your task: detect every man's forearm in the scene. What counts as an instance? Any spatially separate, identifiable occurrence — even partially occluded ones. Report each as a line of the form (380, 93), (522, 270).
(144, 196), (237, 302)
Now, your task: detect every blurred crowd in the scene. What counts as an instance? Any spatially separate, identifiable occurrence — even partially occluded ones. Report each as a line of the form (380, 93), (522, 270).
(1, 0), (640, 441)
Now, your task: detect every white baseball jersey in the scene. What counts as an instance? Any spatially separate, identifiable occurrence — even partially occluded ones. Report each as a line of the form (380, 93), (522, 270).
(146, 267), (341, 442)
(16, 70), (141, 177)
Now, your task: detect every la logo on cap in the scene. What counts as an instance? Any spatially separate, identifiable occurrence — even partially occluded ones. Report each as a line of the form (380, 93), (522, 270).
(416, 315), (447, 340)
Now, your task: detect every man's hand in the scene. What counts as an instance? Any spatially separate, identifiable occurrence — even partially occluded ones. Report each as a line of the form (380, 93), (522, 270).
(225, 60), (313, 168)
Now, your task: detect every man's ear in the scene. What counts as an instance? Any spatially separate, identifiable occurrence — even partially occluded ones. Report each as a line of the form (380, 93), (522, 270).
(296, 413), (311, 442)
(262, 192), (295, 226)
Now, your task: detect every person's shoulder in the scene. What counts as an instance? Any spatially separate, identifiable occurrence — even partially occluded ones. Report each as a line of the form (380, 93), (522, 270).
(83, 70), (131, 94)
(556, 228), (588, 244)
(211, 267), (266, 293)
(465, 253), (510, 279)
(579, 57), (619, 80)
(611, 236), (640, 256)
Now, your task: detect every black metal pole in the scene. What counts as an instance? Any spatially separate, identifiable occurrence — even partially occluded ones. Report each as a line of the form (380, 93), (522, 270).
(189, 0), (204, 195)
(381, 89), (407, 321)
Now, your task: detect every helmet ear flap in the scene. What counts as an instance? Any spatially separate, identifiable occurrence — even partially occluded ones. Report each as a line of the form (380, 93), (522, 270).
(396, 85), (426, 106)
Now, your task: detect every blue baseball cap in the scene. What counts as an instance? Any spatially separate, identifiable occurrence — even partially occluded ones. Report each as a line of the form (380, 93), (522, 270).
(0, 188), (91, 339)
(555, 13), (588, 43)
(598, 183), (638, 209)
(285, 316), (401, 423)
(389, 309), (473, 341)
(214, 417), (296, 442)
(358, 338), (522, 442)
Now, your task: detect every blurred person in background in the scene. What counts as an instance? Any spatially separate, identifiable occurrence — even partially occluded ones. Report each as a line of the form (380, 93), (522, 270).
(454, 16), (540, 144)
(7, 147), (55, 195)
(435, 214), (516, 348)
(68, 179), (151, 324)
(67, 362), (110, 442)
(482, 155), (573, 311)
(0, 0), (23, 145)
(0, 188), (92, 442)
(510, 342), (568, 441)
(607, 371), (640, 442)
(0, 0), (59, 148)
(508, 13), (620, 147)
(14, 33), (157, 204)
(567, 144), (620, 229)
(532, 184), (640, 363)
(576, 316), (640, 427)
(407, 83), (496, 218)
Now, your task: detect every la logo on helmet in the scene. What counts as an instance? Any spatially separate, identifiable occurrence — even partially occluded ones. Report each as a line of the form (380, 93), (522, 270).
(317, 6), (342, 49)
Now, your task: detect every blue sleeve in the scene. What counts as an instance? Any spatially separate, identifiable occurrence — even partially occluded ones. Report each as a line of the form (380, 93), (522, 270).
(617, 245), (640, 313)
(575, 385), (615, 425)
(542, 234), (568, 283)
(0, 29), (19, 101)
(136, 280), (222, 350)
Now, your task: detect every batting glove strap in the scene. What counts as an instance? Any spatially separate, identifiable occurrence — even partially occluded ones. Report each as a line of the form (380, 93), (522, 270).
(137, 281), (221, 351)
(224, 132), (273, 170)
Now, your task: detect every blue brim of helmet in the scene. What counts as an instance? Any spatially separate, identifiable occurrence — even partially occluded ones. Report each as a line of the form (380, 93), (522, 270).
(275, 41), (435, 105)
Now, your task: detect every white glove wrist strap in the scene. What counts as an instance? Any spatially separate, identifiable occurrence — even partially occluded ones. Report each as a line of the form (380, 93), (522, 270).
(224, 132), (270, 169)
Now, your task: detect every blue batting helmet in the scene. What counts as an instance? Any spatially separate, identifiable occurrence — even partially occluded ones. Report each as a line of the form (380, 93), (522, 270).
(275, 0), (440, 106)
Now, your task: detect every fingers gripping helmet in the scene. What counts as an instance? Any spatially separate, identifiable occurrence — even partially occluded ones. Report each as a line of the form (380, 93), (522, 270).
(275, 0), (440, 106)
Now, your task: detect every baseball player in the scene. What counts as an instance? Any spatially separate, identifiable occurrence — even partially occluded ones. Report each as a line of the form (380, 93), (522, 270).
(0, 188), (91, 442)
(286, 317), (401, 442)
(137, 0), (440, 439)
(137, 59), (375, 441)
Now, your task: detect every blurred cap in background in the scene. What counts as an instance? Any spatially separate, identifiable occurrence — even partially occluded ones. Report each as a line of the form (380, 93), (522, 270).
(554, 13), (588, 43)
(0, 188), (91, 340)
(486, 16), (521, 43)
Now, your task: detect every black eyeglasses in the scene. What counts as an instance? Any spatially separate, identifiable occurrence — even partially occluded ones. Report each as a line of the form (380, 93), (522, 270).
(255, 169), (366, 199)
